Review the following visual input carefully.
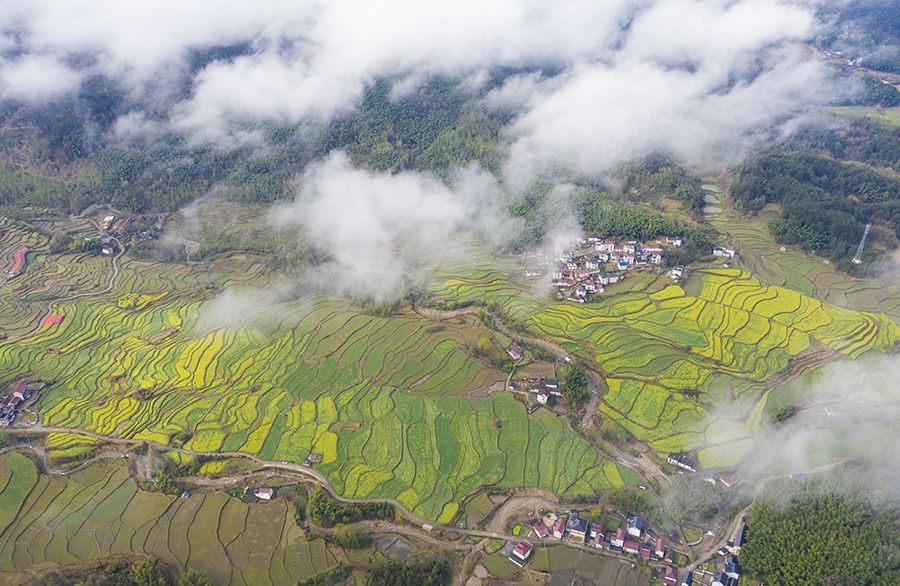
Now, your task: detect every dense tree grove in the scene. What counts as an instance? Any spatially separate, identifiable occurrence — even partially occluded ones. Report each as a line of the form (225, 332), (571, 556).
(609, 487), (653, 517)
(861, 48), (900, 74)
(617, 157), (708, 221)
(329, 525), (373, 549)
(31, 557), (213, 586)
(576, 189), (713, 267)
(743, 472), (900, 586)
(770, 404), (798, 424)
(816, 0), (900, 46)
(563, 362), (590, 407)
(790, 119), (900, 173)
(296, 564), (352, 586)
(306, 490), (394, 527)
(315, 77), (502, 174)
(730, 146), (900, 263)
(576, 190), (710, 246)
(368, 560), (452, 586)
(664, 477), (727, 525)
(852, 74), (900, 108)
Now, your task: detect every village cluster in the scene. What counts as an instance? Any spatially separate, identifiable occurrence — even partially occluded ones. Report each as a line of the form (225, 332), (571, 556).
(523, 234), (738, 302)
(501, 449), (748, 584)
(522, 235), (674, 302)
(98, 214), (150, 254)
(506, 507), (748, 586)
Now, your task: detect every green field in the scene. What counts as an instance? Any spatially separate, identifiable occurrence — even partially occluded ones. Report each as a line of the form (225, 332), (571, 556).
(0, 226), (634, 525)
(517, 545), (649, 585)
(711, 213), (900, 315)
(428, 248), (900, 467)
(828, 105), (900, 127)
(4, 218), (898, 528)
(0, 453), (339, 586)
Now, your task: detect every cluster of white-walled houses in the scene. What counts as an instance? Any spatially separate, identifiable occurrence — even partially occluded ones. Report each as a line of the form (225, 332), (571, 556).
(522, 511), (687, 579)
(523, 234), (687, 302)
(512, 505), (748, 586)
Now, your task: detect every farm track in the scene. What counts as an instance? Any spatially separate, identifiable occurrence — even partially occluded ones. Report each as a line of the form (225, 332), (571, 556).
(6, 426), (675, 552)
(0, 419), (862, 583)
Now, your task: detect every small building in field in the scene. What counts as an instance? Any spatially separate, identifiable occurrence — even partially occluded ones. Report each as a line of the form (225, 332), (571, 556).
(532, 523), (549, 539)
(667, 452), (698, 473)
(535, 387), (549, 405)
(241, 487), (257, 503)
(256, 486), (274, 500)
(508, 346), (523, 360)
(712, 246), (736, 258)
(727, 522), (747, 554)
(510, 541), (533, 566)
(13, 384), (27, 401)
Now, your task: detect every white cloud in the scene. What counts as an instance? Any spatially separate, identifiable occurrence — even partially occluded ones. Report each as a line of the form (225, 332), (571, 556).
(270, 152), (470, 298)
(0, 0), (834, 173)
(499, 0), (828, 180)
(0, 54), (82, 100)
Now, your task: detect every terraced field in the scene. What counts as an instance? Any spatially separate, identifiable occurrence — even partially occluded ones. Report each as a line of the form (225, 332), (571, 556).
(0, 453), (338, 586)
(711, 213), (900, 315)
(0, 226), (634, 522)
(6, 217), (897, 520)
(429, 256), (900, 468)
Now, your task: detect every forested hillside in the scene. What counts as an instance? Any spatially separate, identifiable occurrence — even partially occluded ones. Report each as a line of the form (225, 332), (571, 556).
(729, 146), (900, 268)
(742, 463), (900, 586)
